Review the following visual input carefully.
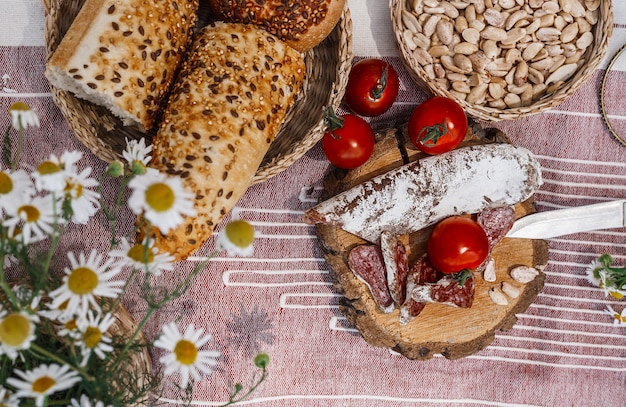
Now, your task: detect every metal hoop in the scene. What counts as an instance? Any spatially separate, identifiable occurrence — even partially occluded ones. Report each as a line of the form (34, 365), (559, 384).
(600, 43), (626, 147)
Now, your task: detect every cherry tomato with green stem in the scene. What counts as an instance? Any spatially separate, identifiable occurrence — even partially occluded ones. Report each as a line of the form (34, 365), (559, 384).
(427, 216), (489, 275)
(344, 58), (400, 117)
(321, 107), (375, 169)
(408, 97), (468, 155)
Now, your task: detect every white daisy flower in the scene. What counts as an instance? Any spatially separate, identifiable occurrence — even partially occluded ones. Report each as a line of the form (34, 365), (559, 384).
(33, 150), (82, 193)
(9, 102), (40, 131)
(584, 259), (604, 287)
(70, 394), (113, 407)
(54, 312), (80, 339)
(127, 169), (196, 234)
(3, 194), (61, 245)
(123, 137), (152, 167)
(6, 363), (81, 407)
(0, 167), (35, 213)
(49, 250), (124, 317)
(216, 219), (256, 257)
(108, 237), (174, 276)
(63, 166), (101, 224)
(0, 309), (39, 360)
(604, 304), (626, 326)
(0, 387), (19, 407)
(154, 322), (220, 388)
(75, 311), (115, 366)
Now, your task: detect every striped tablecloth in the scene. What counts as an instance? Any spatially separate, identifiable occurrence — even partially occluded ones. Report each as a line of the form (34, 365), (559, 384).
(1, 1), (626, 406)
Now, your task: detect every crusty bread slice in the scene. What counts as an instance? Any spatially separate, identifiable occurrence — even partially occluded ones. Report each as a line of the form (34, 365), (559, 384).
(45, 0), (199, 131)
(208, 0), (345, 52)
(146, 22), (305, 260)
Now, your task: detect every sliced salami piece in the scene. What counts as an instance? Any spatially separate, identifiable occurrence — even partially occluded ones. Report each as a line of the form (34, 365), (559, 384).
(380, 231), (409, 305)
(399, 255), (442, 325)
(411, 272), (476, 309)
(477, 206), (516, 248)
(347, 245), (394, 313)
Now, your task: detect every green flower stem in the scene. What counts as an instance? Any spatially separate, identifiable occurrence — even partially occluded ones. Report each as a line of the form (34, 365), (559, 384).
(30, 343), (94, 381)
(221, 367), (268, 407)
(98, 173), (133, 248)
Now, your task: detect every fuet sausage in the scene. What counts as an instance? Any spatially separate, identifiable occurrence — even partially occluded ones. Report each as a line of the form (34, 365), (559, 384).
(304, 144), (542, 244)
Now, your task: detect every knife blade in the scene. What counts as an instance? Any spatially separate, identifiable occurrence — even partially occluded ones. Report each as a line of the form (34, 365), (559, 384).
(505, 200), (626, 239)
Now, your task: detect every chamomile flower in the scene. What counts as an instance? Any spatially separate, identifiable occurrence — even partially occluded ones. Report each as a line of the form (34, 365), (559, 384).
(7, 363), (81, 407)
(0, 387), (18, 407)
(123, 137), (152, 170)
(0, 309), (39, 360)
(154, 322), (220, 388)
(216, 219), (256, 257)
(49, 250), (124, 317)
(108, 236), (174, 276)
(0, 167), (35, 213)
(63, 167), (101, 224)
(3, 194), (61, 245)
(75, 311), (115, 366)
(70, 394), (113, 407)
(584, 259), (604, 287)
(127, 169), (196, 234)
(33, 150), (82, 193)
(8, 102), (39, 131)
(603, 304), (626, 326)
(54, 312), (80, 339)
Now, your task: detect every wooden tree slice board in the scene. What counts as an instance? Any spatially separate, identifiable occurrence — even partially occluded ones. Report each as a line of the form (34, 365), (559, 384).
(314, 123), (549, 360)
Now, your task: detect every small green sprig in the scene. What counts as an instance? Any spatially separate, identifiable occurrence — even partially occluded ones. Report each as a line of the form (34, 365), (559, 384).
(594, 253), (626, 292)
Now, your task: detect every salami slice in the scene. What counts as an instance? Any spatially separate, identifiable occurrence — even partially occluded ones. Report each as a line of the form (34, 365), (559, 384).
(411, 272), (476, 309)
(380, 231), (409, 305)
(347, 245), (394, 313)
(399, 255), (442, 325)
(478, 206), (516, 247)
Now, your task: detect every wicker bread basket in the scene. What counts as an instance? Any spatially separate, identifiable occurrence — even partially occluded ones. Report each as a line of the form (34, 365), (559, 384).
(43, 0), (353, 184)
(390, 0), (613, 122)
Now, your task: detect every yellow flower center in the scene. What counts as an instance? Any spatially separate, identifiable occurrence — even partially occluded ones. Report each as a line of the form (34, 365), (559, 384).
(9, 102), (30, 112)
(67, 267), (99, 295)
(614, 313), (626, 323)
(128, 244), (154, 264)
(32, 376), (55, 394)
(18, 205), (40, 223)
(225, 220), (255, 248)
(0, 172), (14, 195)
(0, 313), (31, 347)
(145, 182), (175, 212)
(66, 181), (83, 198)
(37, 161), (61, 176)
(83, 326), (102, 349)
(610, 291), (624, 300)
(174, 339), (198, 365)
(65, 319), (77, 331)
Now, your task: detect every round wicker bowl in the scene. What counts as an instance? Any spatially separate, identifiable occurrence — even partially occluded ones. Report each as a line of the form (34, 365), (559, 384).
(390, 0), (613, 122)
(43, 0), (353, 184)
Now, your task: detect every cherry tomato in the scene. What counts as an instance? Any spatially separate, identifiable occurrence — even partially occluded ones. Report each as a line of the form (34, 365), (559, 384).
(427, 216), (489, 274)
(321, 108), (375, 169)
(344, 58), (400, 117)
(408, 97), (468, 155)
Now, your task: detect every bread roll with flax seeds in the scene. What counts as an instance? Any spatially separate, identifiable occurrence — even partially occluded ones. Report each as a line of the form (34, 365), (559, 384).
(45, 0), (199, 131)
(146, 22), (305, 260)
(208, 0), (345, 52)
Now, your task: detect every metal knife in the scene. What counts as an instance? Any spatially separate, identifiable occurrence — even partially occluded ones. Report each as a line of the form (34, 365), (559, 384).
(505, 200), (626, 239)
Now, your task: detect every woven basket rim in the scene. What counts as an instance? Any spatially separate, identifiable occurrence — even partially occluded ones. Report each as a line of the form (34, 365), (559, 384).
(42, 0), (353, 183)
(390, 0), (614, 122)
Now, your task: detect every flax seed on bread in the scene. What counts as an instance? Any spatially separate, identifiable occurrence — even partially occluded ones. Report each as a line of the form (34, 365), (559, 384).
(145, 22), (306, 260)
(44, 0), (199, 132)
(207, 0), (345, 52)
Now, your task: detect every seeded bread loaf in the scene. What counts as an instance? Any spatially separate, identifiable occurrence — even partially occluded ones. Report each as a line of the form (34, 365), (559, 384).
(44, 0), (199, 132)
(207, 0), (345, 52)
(147, 22), (305, 260)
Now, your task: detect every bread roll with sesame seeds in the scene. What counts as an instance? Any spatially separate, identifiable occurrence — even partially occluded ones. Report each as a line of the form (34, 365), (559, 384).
(44, 0), (199, 132)
(145, 22), (305, 261)
(207, 0), (345, 52)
